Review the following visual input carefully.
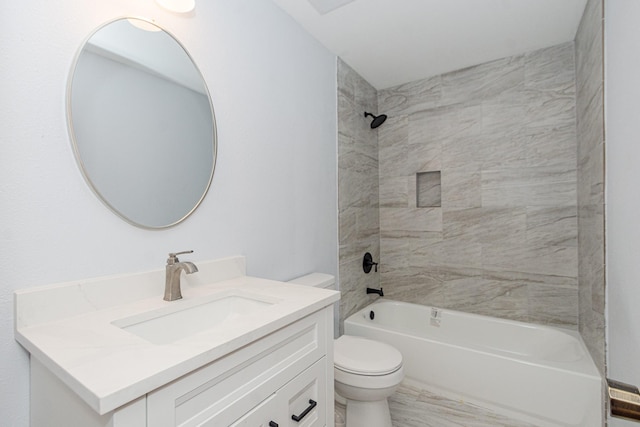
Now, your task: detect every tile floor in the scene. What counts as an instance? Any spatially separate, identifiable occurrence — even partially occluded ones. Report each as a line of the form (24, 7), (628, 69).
(388, 384), (539, 427)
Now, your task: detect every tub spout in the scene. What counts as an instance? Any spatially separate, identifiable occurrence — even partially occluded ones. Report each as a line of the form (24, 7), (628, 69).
(366, 287), (384, 297)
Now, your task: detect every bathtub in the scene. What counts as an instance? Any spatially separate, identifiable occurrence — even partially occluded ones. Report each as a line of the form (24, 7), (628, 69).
(344, 300), (602, 427)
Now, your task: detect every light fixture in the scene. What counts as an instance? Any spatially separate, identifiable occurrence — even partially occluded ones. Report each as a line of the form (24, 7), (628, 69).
(127, 18), (161, 32)
(155, 0), (195, 14)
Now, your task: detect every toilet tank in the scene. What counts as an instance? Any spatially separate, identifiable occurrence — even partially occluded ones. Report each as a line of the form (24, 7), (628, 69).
(287, 273), (336, 290)
(288, 273), (338, 337)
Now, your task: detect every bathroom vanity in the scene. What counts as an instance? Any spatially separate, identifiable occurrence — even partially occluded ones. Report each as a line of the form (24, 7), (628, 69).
(15, 256), (339, 427)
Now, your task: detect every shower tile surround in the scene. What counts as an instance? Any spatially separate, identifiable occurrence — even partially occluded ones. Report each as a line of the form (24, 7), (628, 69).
(575, 0), (605, 375)
(336, 9), (605, 426)
(376, 41), (580, 327)
(337, 59), (381, 331)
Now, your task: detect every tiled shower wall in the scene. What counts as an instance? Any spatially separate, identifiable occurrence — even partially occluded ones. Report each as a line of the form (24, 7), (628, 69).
(376, 42), (579, 327)
(337, 59), (381, 331)
(575, 0), (605, 374)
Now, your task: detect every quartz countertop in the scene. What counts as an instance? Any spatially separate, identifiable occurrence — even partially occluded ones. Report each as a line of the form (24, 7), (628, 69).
(15, 256), (339, 415)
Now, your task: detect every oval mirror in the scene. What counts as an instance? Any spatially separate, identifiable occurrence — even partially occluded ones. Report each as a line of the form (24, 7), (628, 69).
(67, 18), (216, 228)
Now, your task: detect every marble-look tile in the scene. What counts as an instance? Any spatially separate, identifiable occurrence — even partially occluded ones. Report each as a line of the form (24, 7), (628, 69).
(440, 55), (525, 106)
(338, 206), (356, 245)
(481, 167), (576, 207)
(338, 134), (378, 174)
(480, 88), (528, 141)
(407, 174), (417, 209)
(408, 139), (441, 174)
(525, 206), (577, 247)
(339, 236), (379, 265)
(483, 268), (577, 288)
(382, 266), (445, 308)
(342, 40), (588, 343)
(380, 207), (442, 233)
(389, 384), (539, 427)
(337, 58), (357, 100)
(443, 207), (526, 245)
(524, 86), (576, 128)
(411, 237), (482, 269)
(577, 203), (605, 268)
(528, 283), (578, 327)
(590, 265), (606, 316)
(378, 75), (442, 116)
(444, 278), (529, 321)
(482, 244), (577, 278)
(338, 93), (357, 138)
(338, 168), (377, 210)
(524, 41), (575, 91)
(440, 167), (482, 209)
(577, 89), (604, 165)
(575, 0), (603, 111)
(380, 235), (411, 270)
(575, 0), (605, 375)
(379, 116), (409, 179)
(380, 176), (409, 208)
(412, 104), (483, 146)
(355, 207), (379, 241)
(520, 123), (577, 169)
(337, 54), (380, 331)
(416, 172), (441, 207)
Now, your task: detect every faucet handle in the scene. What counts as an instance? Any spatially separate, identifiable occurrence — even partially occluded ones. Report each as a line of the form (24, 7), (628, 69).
(167, 250), (194, 264)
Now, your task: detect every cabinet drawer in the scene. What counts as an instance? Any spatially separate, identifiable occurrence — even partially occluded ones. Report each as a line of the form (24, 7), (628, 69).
(229, 394), (277, 427)
(278, 357), (327, 427)
(228, 357), (327, 427)
(147, 309), (329, 427)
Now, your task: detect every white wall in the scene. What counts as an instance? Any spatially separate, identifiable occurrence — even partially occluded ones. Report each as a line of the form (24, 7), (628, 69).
(605, 1), (640, 425)
(0, 1), (337, 425)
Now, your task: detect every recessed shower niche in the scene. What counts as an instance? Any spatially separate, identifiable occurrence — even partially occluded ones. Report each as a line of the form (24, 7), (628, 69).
(416, 171), (441, 208)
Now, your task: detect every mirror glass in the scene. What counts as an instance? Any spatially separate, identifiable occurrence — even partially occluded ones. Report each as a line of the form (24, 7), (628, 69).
(68, 18), (216, 228)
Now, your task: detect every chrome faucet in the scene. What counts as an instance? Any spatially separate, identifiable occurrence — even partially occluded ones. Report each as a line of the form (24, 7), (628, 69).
(164, 250), (198, 301)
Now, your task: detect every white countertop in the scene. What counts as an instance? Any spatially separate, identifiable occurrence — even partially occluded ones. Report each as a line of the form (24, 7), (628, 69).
(14, 256), (339, 415)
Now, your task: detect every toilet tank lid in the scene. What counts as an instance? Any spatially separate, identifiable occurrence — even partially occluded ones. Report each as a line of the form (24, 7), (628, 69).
(334, 335), (403, 375)
(287, 273), (335, 289)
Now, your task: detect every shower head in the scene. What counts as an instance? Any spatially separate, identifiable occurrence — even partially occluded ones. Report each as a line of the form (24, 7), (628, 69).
(364, 112), (387, 129)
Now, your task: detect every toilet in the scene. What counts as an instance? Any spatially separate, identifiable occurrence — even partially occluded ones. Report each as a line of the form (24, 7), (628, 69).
(334, 335), (403, 427)
(288, 273), (404, 427)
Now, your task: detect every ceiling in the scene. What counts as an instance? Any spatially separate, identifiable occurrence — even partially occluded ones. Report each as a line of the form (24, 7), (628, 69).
(270, 0), (588, 89)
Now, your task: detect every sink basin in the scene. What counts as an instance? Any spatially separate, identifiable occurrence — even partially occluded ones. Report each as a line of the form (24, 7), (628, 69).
(113, 294), (274, 345)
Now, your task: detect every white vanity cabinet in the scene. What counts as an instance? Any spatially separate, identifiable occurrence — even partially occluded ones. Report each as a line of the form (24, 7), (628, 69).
(17, 257), (339, 427)
(30, 307), (334, 427)
(146, 308), (331, 427)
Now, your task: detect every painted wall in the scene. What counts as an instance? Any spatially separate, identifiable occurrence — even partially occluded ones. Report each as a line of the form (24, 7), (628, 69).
(0, 1), (337, 425)
(72, 51), (214, 226)
(336, 59), (381, 331)
(605, 1), (640, 425)
(376, 43), (579, 327)
(575, 0), (606, 375)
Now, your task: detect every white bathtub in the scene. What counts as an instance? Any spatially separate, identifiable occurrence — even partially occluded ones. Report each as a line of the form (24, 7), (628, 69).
(344, 300), (602, 427)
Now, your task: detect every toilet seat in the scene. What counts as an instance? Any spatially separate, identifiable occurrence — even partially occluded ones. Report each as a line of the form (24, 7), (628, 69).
(334, 335), (403, 376)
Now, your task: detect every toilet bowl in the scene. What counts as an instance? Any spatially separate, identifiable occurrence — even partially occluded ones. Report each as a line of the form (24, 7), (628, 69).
(334, 335), (404, 427)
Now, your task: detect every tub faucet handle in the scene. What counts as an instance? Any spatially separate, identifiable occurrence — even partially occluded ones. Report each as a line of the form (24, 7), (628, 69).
(363, 252), (379, 273)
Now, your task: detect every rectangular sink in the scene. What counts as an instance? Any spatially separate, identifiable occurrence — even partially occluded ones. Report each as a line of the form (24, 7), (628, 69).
(113, 294), (274, 345)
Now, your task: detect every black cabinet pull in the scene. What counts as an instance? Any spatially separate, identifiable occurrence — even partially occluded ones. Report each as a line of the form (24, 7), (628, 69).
(269, 422), (279, 427)
(291, 399), (317, 422)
